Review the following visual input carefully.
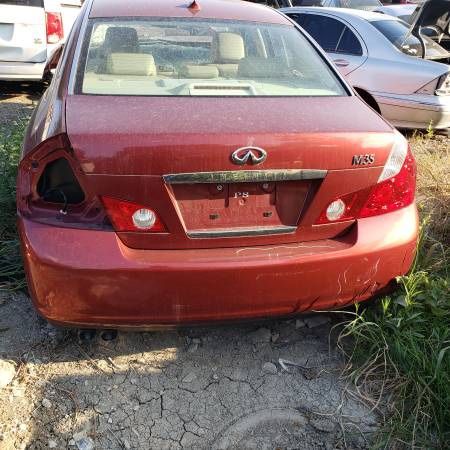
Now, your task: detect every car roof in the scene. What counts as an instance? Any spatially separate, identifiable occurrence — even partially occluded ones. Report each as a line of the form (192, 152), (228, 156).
(281, 6), (401, 22)
(89, 0), (291, 24)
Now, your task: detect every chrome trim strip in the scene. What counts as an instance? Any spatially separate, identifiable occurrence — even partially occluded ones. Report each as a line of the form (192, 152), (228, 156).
(164, 169), (326, 184)
(187, 226), (297, 238)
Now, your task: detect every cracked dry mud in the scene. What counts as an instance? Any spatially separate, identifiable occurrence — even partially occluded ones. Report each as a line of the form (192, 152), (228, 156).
(0, 292), (378, 450)
(0, 86), (378, 449)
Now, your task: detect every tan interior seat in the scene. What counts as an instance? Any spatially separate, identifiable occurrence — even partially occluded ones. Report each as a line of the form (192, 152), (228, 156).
(209, 32), (245, 78)
(97, 27), (140, 73)
(179, 65), (219, 79)
(106, 53), (157, 76)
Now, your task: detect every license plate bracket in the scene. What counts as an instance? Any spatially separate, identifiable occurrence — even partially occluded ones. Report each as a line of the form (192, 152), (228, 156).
(170, 180), (311, 233)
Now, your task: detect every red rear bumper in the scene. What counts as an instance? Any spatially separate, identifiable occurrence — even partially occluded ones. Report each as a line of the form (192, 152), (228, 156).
(19, 204), (418, 328)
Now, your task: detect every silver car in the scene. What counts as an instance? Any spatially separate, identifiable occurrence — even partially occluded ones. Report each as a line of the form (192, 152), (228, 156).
(281, 7), (450, 132)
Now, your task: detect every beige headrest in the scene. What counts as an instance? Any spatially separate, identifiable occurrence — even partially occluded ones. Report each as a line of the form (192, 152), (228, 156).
(179, 65), (219, 79)
(213, 32), (245, 63)
(106, 53), (156, 76)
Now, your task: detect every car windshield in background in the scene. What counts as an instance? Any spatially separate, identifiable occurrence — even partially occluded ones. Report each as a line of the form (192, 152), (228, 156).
(372, 19), (449, 59)
(341, 0), (382, 10)
(78, 18), (346, 97)
(291, 0), (325, 5)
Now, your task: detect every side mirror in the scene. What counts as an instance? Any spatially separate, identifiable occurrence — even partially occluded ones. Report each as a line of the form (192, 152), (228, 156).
(44, 43), (65, 77)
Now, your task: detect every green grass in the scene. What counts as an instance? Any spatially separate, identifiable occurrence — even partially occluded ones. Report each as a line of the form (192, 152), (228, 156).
(338, 135), (450, 449)
(0, 119), (27, 291)
(339, 228), (449, 448)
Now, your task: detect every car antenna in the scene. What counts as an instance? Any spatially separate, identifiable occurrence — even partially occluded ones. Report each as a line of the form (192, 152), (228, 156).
(187, 0), (201, 13)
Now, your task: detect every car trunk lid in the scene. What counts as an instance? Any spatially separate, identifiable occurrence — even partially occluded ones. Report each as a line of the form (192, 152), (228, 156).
(66, 95), (396, 249)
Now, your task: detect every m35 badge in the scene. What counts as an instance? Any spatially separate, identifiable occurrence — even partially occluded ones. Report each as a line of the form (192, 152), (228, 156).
(352, 154), (375, 166)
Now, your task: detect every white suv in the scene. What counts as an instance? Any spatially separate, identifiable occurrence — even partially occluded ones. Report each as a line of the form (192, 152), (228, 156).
(0, 0), (82, 81)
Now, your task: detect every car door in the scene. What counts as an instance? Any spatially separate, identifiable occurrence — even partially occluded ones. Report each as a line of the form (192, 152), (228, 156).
(0, 0), (47, 63)
(287, 12), (367, 75)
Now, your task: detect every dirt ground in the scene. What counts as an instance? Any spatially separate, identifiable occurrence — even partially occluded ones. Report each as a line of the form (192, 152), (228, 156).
(0, 82), (378, 450)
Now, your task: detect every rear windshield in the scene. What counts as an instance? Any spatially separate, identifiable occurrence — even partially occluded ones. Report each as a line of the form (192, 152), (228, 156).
(371, 19), (448, 59)
(76, 18), (347, 97)
(0, 0), (43, 5)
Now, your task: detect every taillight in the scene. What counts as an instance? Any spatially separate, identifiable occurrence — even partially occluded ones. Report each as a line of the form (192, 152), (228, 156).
(359, 148), (415, 218)
(46, 12), (63, 44)
(315, 192), (361, 224)
(316, 133), (416, 224)
(435, 73), (450, 96)
(101, 197), (166, 233)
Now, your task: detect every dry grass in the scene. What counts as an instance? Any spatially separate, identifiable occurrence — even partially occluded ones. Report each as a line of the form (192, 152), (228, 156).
(411, 133), (449, 245)
(339, 133), (450, 449)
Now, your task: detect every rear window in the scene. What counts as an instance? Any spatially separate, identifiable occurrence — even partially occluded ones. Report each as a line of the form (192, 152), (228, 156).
(76, 18), (347, 97)
(0, 0), (43, 5)
(372, 19), (424, 56)
(372, 19), (449, 59)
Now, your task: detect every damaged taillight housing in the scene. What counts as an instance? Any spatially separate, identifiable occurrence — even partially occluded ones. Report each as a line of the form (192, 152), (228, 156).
(316, 133), (416, 224)
(18, 134), (80, 209)
(17, 134), (104, 228)
(17, 134), (166, 233)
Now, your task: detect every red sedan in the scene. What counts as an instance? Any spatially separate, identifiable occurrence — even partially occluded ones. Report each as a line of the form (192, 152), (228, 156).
(17, 0), (418, 329)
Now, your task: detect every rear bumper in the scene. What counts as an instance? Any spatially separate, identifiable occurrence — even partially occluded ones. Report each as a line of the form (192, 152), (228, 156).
(19, 204), (419, 328)
(0, 61), (46, 81)
(375, 92), (450, 130)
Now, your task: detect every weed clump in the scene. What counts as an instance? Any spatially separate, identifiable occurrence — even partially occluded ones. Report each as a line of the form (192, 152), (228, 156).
(0, 119), (27, 291)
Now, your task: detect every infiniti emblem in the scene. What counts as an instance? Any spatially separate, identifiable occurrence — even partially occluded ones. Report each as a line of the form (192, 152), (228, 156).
(231, 147), (267, 165)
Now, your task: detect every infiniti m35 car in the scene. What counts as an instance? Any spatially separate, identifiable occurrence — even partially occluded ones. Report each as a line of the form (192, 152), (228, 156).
(18, 0), (418, 328)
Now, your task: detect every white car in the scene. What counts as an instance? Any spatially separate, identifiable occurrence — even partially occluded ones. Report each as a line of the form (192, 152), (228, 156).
(0, 0), (82, 81)
(282, 7), (450, 131)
